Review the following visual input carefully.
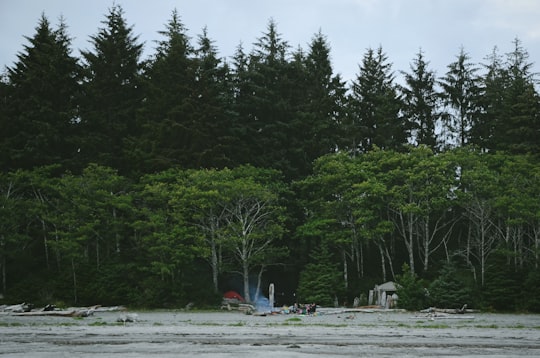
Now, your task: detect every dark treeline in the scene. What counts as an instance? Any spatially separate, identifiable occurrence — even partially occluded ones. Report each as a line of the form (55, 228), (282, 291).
(1, 6), (540, 311)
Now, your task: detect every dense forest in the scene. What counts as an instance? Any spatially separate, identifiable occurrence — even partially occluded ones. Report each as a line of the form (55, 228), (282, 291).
(1, 5), (540, 312)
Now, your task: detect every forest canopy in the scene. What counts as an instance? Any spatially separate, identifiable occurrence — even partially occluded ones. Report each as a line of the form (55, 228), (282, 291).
(1, 6), (539, 312)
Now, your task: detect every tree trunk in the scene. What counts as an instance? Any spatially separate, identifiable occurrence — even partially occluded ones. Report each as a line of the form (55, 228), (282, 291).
(211, 238), (219, 292)
(41, 219), (50, 270)
(71, 258), (78, 304)
(254, 265), (266, 304)
(423, 219), (430, 272)
(385, 246), (396, 281)
(343, 249), (348, 289)
(378, 242), (387, 282)
(1, 239), (6, 295)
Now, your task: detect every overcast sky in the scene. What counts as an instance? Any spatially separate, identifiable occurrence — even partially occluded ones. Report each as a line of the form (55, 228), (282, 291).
(2, 0), (540, 84)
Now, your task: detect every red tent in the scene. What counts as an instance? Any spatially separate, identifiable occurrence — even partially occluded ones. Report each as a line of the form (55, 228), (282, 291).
(223, 290), (245, 302)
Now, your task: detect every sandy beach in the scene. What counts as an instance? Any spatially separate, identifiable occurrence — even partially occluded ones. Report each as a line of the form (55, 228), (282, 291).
(1, 309), (539, 357)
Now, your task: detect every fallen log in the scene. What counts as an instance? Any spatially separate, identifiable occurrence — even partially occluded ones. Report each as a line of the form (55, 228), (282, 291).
(420, 304), (476, 314)
(12, 305), (100, 317)
(414, 312), (476, 320)
(12, 310), (78, 317)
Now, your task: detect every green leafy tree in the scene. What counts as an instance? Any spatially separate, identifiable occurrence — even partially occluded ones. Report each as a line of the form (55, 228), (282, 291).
(295, 153), (367, 292)
(1, 14), (80, 171)
(350, 153), (396, 281)
(0, 170), (33, 297)
(169, 168), (231, 293)
(79, 4), (143, 174)
(219, 166), (287, 303)
(401, 50), (441, 150)
(134, 169), (205, 305)
(51, 164), (132, 303)
(348, 46), (405, 153)
(456, 150), (504, 286)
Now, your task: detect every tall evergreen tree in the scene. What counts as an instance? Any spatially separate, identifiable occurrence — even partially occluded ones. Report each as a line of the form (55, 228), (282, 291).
(79, 4), (143, 174)
(501, 39), (540, 155)
(472, 46), (506, 152)
(439, 47), (481, 148)
(348, 46), (405, 153)
(190, 27), (234, 168)
(401, 50), (441, 150)
(229, 43), (256, 166)
(300, 31), (347, 167)
(134, 9), (195, 173)
(244, 19), (297, 178)
(1, 14), (80, 171)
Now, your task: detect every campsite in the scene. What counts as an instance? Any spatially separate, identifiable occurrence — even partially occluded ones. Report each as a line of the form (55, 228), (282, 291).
(1, 309), (539, 357)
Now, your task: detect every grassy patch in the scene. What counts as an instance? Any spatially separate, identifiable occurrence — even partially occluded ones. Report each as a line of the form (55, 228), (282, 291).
(474, 324), (499, 329)
(285, 317), (302, 323)
(228, 321), (245, 327)
(88, 321), (107, 326)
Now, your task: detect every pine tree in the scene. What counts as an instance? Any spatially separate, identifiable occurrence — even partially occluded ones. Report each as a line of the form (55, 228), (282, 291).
(1, 14), (80, 171)
(495, 39), (539, 154)
(439, 47), (481, 148)
(348, 46), (404, 153)
(134, 9), (195, 173)
(244, 19), (296, 178)
(300, 31), (347, 169)
(229, 43), (256, 166)
(79, 4), (143, 174)
(474, 40), (540, 155)
(401, 49), (441, 150)
(473, 47), (506, 152)
(190, 27), (234, 168)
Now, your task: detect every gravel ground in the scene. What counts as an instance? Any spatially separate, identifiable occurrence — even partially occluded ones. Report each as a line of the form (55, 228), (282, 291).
(1, 309), (539, 357)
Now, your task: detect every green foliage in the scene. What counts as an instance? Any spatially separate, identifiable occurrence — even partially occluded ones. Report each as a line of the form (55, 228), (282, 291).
(2, 14), (80, 171)
(79, 4), (144, 174)
(428, 261), (473, 308)
(481, 253), (523, 311)
(523, 269), (540, 313)
(348, 46), (405, 153)
(439, 47), (480, 148)
(395, 263), (428, 311)
(297, 247), (344, 306)
(2, 10), (540, 311)
(400, 50), (441, 150)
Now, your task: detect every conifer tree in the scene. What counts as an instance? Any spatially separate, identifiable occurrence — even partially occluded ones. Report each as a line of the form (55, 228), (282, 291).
(500, 39), (540, 155)
(229, 43), (255, 166)
(401, 50), (441, 150)
(439, 47), (481, 148)
(245, 19), (295, 177)
(472, 46), (505, 151)
(134, 9), (194, 173)
(348, 46), (404, 153)
(79, 4), (143, 174)
(190, 27), (234, 168)
(300, 31), (347, 168)
(1, 14), (80, 171)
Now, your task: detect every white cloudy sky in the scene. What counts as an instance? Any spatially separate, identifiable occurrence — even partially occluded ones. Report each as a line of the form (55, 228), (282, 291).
(1, 0), (540, 83)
